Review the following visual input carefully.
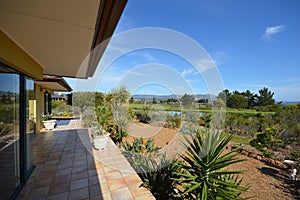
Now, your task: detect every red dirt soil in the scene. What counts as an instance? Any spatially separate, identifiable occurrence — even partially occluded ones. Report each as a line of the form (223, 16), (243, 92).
(125, 122), (300, 199)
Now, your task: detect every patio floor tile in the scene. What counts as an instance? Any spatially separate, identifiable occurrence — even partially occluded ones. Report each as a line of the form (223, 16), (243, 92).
(111, 187), (132, 200)
(52, 174), (71, 185)
(46, 192), (68, 200)
(107, 178), (127, 191)
(16, 121), (154, 199)
(70, 178), (89, 191)
(68, 187), (89, 200)
(31, 178), (53, 189)
(71, 171), (88, 181)
(102, 192), (112, 200)
(48, 182), (70, 195)
(27, 186), (49, 199)
(89, 183), (101, 197)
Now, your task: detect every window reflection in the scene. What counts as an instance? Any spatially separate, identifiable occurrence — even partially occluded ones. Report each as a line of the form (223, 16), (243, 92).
(26, 78), (35, 171)
(0, 65), (20, 199)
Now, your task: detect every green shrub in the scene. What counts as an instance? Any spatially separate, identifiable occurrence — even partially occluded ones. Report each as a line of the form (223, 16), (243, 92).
(122, 138), (180, 199)
(250, 126), (283, 158)
(285, 150), (300, 171)
(51, 100), (64, 110)
(174, 129), (249, 199)
(165, 114), (181, 128)
(135, 110), (151, 123)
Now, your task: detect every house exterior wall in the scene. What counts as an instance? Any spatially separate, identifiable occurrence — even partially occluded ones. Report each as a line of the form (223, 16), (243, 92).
(0, 30), (43, 80)
(35, 84), (54, 131)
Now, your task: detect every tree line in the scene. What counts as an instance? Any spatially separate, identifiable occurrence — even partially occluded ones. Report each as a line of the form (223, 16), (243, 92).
(217, 87), (276, 109)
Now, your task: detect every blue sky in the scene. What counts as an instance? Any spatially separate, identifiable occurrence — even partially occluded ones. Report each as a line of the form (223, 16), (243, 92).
(66, 0), (300, 101)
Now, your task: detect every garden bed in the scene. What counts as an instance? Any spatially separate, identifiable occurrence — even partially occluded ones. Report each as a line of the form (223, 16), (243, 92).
(124, 122), (300, 199)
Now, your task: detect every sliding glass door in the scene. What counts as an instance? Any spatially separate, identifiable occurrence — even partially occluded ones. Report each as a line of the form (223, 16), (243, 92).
(0, 66), (20, 200)
(26, 78), (35, 173)
(0, 63), (35, 200)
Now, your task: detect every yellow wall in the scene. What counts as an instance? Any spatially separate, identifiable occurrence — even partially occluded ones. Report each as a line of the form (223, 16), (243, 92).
(35, 84), (54, 131)
(0, 30), (58, 131)
(0, 30), (43, 80)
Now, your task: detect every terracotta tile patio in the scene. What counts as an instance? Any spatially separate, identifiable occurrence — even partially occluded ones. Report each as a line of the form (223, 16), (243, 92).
(17, 120), (155, 200)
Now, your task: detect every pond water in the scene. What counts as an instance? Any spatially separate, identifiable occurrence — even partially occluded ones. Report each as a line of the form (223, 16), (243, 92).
(135, 110), (206, 117)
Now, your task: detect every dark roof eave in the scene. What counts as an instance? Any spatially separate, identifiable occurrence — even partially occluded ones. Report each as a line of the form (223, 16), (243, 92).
(86, 0), (128, 78)
(39, 75), (72, 92)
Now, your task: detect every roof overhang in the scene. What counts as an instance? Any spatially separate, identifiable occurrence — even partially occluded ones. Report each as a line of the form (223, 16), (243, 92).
(0, 0), (127, 79)
(35, 75), (72, 92)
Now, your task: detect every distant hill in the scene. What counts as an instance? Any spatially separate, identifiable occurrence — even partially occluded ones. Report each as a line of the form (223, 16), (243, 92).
(281, 101), (300, 106)
(131, 94), (217, 102)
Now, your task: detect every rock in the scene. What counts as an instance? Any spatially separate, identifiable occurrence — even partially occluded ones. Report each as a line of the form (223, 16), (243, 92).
(248, 152), (257, 158)
(241, 149), (249, 156)
(275, 160), (282, 165)
(256, 155), (263, 160)
(269, 159), (276, 165)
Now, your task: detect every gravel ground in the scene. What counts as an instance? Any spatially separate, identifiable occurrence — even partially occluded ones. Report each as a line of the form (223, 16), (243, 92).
(125, 122), (300, 199)
(228, 152), (300, 199)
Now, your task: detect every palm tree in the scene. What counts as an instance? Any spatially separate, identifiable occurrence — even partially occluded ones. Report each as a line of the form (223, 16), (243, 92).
(174, 129), (249, 199)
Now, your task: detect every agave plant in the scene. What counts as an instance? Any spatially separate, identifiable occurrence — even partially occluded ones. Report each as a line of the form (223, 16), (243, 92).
(174, 128), (249, 199)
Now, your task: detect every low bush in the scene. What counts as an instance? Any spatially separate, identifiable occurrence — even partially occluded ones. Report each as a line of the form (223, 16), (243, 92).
(122, 138), (180, 199)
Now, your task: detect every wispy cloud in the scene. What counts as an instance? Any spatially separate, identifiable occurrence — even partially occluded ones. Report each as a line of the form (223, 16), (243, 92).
(211, 51), (229, 66)
(241, 83), (268, 88)
(262, 25), (286, 41)
(181, 68), (196, 77)
(138, 52), (157, 62)
(194, 58), (216, 72)
(126, 71), (147, 77)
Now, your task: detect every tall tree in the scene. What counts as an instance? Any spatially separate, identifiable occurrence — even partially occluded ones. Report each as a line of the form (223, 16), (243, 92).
(257, 87), (275, 106)
(72, 92), (95, 114)
(180, 93), (195, 107)
(110, 86), (130, 146)
(217, 89), (231, 107)
(242, 89), (256, 108)
(152, 97), (157, 104)
(110, 86), (130, 112)
(228, 93), (248, 109)
(95, 92), (105, 107)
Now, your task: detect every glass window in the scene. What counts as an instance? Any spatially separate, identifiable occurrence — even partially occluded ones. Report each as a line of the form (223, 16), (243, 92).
(0, 64), (20, 199)
(26, 78), (35, 171)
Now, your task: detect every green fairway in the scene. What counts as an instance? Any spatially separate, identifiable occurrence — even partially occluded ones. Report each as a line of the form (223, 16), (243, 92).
(130, 103), (275, 115)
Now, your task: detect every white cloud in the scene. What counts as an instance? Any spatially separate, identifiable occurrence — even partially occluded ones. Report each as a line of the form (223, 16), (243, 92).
(126, 71), (147, 77)
(211, 51), (229, 66)
(181, 68), (195, 77)
(262, 25), (285, 40)
(135, 52), (157, 62)
(241, 83), (268, 88)
(194, 58), (216, 72)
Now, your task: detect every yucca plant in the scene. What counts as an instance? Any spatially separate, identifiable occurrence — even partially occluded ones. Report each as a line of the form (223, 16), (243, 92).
(174, 128), (249, 199)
